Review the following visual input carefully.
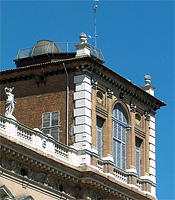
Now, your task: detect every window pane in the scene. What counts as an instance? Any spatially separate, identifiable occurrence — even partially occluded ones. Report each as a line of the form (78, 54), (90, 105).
(51, 111), (60, 126)
(42, 129), (50, 135)
(113, 121), (117, 138)
(97, 118), (103, 158)
(42, 113), (50, 128)
(122, 127), (126, 143)
(113, 140), (116, 165)
(51, 127), (59, 141)
(118, 124), (121, 140)
(135, 138), (142, 177)
(117, 141), (121, 168)
(112, 104), (127, 170)
(122, 143), (126, 170)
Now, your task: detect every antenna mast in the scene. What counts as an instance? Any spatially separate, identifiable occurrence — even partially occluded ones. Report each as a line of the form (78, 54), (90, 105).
(93, 0), (99, 48)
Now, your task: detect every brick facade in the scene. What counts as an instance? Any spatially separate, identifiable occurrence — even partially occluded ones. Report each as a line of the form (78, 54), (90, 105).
(0, 39), (165, 199)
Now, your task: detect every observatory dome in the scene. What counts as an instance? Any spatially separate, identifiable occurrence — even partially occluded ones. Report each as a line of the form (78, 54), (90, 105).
(29, 40), (61, 57)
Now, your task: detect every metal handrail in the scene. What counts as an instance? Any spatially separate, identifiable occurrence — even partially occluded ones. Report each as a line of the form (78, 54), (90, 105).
(15, 42), (105, 62)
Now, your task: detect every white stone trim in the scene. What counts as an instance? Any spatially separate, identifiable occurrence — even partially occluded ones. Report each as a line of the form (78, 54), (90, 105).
(150, 159), (156, 168)
(74, 74), (91, 84)
(74, 91), (91, 101)
(74, 107), (91, 118)
(149, 112), (156, 196)
(149, 135), (155, 145)
(75, 116), (91, 126)
(73, 75), (92, 152)
(149, 121), (155, 130)
(74, 124), (91, 134)
(149, 144), (155, 152)
(75, 99), (92, 109)
(75, 133), (92, 143)
(149, 128), (155, 137)
(75, 82), (92, 93)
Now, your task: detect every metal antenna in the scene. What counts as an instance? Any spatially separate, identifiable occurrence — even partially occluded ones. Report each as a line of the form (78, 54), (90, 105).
(92, 0), (99, 48)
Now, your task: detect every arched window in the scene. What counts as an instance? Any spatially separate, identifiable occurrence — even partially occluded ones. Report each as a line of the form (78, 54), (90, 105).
(112, 104), (128, 170)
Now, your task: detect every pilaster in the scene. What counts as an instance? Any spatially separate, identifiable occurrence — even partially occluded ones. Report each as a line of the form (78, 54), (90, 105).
(73, 74), (92, 154)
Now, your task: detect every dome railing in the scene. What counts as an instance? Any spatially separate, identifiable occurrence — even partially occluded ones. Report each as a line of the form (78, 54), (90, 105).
(15, 42), (104, 62)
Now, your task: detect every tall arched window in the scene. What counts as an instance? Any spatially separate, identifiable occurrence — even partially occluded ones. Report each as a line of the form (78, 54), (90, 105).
(112, 104), (128, 170)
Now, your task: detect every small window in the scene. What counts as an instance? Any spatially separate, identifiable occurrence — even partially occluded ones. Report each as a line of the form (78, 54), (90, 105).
(42, 111), (60, 141)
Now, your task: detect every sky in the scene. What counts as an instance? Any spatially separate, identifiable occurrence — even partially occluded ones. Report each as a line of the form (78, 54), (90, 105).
(0, 0), (174, 199)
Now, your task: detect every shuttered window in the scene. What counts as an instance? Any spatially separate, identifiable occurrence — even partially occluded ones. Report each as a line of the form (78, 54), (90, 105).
(112, 104), (127, 170)
(135, 138), (142, 177)
(42, 111), (60, 141)
(96, 118), (104, 158)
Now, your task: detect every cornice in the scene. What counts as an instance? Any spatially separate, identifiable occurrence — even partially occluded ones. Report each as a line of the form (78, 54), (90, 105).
(0, 140), (156, 200)
(0, 56), (165, 111)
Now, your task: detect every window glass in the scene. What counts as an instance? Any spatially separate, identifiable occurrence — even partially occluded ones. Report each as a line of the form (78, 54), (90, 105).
(42, 111), (60, 141)
(96, 118), (104, 158)
(135, 138), (142, 177)
(112, 104), (127, 170)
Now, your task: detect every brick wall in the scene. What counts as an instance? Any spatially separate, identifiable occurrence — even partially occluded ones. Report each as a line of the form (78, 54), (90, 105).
(0, 65), (75, 145)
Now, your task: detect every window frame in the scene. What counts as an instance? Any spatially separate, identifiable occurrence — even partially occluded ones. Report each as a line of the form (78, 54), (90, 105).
(42, 111), (60, 141)
(96, 117), (104, 158)
(112, 104), (129, 170)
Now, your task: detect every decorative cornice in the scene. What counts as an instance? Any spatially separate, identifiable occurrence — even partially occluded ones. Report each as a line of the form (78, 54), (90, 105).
(144, 111), (150, 121)
(96, 106), (108, 118)
(135, 128), (146, 139)
(91, 79), (98, 89)
(130, 102), (137, 113)
(107, 88), (114, 99)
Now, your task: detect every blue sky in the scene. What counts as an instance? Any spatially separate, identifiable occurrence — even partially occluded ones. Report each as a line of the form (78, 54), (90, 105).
(1, 1), (174, 199)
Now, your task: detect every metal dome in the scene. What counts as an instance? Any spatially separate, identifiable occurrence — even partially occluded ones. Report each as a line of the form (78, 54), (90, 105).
(29, 40), (61, 57)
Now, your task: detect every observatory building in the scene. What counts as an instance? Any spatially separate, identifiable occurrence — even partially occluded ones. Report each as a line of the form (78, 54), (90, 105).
(0, 33), (165, 200)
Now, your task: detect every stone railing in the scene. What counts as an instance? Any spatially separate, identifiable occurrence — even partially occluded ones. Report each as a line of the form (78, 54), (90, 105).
(97, 160), (103, 172)
(113, 167), (128, 184)
(0, 114), (155, 195)
(0, 114), (75, 165)
(137, 178), (142, 190)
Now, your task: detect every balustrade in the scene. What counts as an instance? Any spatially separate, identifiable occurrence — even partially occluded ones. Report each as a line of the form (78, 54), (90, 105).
(113, 167), (127, 184)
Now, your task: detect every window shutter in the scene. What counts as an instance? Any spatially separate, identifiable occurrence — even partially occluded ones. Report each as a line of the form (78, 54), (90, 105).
(96, 118), (103, 158)
(51, 127), (59, 141)
(113, 140), (116, 165)
(135, 138), (141, 177)
(51, 111), (60, 126)
(42, 113), (50, 128)
(112, 104), (128, 170)
(122, 143), (126, 170)
(42, 111), (60, 141)
(117, 141), (121, 168)
(42, 129), (50, 135)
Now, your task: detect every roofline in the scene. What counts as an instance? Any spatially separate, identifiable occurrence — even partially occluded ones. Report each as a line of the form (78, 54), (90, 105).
(0, 55), (166, 108)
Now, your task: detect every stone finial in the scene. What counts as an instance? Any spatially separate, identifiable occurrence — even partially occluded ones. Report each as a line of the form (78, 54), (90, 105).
(144, 75), (151, 85)
(80, 33), (87, 44)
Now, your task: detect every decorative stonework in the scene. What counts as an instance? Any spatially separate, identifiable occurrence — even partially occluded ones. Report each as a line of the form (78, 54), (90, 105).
(107, 88), (113, 99)
(91, 79), (98, 89)
(144, 111), (150, 121)
(135, 113), (142, 127)
(130, 102), (137, 113)
(5, 87), (16, 119)
(96, 90), (105, 106)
